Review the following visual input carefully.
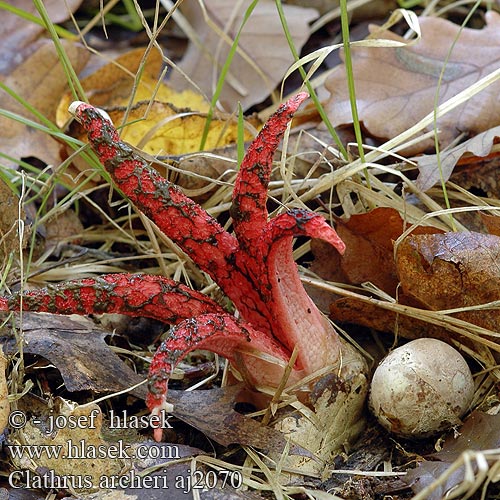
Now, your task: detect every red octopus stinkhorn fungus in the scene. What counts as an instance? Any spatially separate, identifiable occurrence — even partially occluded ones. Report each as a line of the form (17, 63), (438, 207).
(0, 94), (367, 449)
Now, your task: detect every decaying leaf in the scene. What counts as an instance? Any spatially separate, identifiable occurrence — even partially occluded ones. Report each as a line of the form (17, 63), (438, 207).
(1, 313), (146, 397)
(0, 40), (89, 168)
(404, 411), (500, 499)
(330, 229), (500, 350)
(44, 209), (84, 248)
(396, 231), (500, 334)
(169, 0), (318, 110)
(330, 299), (458, 344)
(480, 212), (500, 236)
(414, 125), (500, 191)
(324, 12), (500, 153)
(337, 208), (441, 295)
(56, 47), (210, 126)
(0, 0), (82, 75)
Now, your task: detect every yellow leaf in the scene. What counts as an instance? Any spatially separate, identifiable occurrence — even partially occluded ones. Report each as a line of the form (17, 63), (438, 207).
(57, 47), (209, 127)
(107, 101), (254, 155)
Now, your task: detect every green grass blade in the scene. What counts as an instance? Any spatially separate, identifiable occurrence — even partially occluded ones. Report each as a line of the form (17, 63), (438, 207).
(199, 0), (260, 151)
(33, 0), (87, 102)
(432, 0), (481, 229)
(339, 0), (367, 171)
(275, 0), (348, 160)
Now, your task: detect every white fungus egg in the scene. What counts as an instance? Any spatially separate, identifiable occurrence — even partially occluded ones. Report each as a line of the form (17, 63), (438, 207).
(369, 338), (474, 438)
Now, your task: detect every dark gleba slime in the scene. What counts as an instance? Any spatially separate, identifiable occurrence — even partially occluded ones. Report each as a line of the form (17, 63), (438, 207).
(0, 94), (366, 448)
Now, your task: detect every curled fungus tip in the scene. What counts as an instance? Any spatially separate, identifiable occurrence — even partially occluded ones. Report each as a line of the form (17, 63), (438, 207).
(68, 101), (85, 116)
(69, 101), (112, 123)
(150, 399), (175, 442)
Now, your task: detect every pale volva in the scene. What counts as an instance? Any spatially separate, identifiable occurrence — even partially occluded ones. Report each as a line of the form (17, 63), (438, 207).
(369, 338), (474, 438)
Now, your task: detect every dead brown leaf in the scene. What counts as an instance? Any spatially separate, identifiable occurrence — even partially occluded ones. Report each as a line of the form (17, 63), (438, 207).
(0, 0), (82, 75)
(414, 125), (500, 191)
(312, 208), (441, 296)
(396, 231), (500, 333)
(167, 385), (313, 460)
(44, 209), (84, 248)
(330, 298), (456, 344)
(1, 313), (146, 397)
(336, 208), (434, 295)
(404, 411), (500, 499)
(169, 0), (318, 111)
(480, 212), (500, 236)
(324, 12), (500, 153)
(0, 40), (89, 168)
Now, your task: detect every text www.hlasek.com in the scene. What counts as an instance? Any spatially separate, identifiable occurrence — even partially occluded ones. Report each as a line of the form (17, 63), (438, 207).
(7, 408), (243, 491)
(8, 438), (141, 460)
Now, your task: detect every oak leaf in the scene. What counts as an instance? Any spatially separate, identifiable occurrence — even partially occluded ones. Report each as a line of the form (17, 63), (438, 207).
(396, 231), (500, 334)
(0, 40), (89, 168)
(312, 208), (440, 296)
(169, 0), (318, 111)
(331, 231), (500, 351)
(0, 0), (82, 75)
(324, 12), (500, 153)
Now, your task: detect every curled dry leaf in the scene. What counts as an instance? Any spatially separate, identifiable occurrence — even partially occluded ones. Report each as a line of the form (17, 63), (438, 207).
(166, 385), (313, 459)
(333, 231), (500, 350)
(324, 12), (500, 154)
(169, 0), (318, 110)
(311, 208), (441, 296)
(414, 125), (500, 191)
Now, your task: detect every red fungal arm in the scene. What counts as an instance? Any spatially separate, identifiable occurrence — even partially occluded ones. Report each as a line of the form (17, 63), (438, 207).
(69, 103), (239, 291)
(69, 102), (275, 329)
(236, 209), (346, 373)
(0, 274), (225, 324)
(146, 312), (296, 441)
(231, 92), (309, 247)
